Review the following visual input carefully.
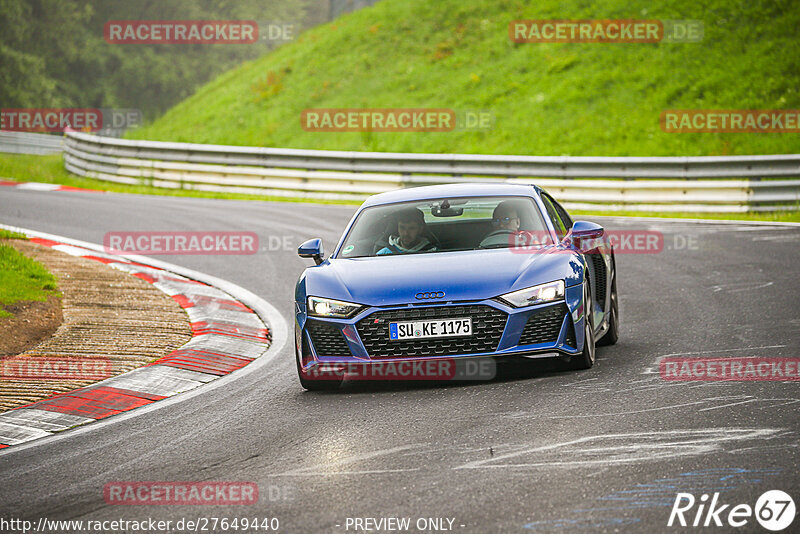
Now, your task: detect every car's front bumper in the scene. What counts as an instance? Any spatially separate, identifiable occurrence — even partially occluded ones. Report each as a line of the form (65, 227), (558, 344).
(296, 284), (586, 373)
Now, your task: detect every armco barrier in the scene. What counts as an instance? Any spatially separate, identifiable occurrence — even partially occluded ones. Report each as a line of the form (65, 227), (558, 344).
(62, 130), (800, 212)
(0, 131), (63, 155)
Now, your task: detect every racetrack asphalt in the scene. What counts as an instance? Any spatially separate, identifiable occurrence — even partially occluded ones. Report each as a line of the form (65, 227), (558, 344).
(1, 188), (798, 533)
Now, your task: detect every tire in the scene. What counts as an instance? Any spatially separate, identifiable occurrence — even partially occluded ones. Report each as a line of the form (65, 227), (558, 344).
(296, 341), (343, 391)
(568, 281), (596, 370)
(597, 268), (619, 346)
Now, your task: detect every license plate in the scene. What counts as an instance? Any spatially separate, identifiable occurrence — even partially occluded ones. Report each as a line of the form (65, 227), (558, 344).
(389, 318), (472, 340)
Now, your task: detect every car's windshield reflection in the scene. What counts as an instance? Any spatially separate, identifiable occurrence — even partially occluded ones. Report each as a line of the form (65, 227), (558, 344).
(337, 196), (551, 258)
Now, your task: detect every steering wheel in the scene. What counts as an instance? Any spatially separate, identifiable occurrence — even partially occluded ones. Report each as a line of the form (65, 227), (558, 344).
(478, 229), (517, 249)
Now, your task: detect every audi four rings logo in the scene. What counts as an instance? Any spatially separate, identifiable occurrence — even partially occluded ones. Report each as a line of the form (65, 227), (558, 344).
(415, 291), (445, 299)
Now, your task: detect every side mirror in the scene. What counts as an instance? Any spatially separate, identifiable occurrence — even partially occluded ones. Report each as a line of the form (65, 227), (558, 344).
(298, 238), (324, 265)
(570, 221), (605, 239)
(568, 221), (604, 251)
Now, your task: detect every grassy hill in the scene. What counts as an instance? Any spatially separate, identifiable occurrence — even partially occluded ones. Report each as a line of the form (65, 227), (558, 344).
(129, 0), (800, 156)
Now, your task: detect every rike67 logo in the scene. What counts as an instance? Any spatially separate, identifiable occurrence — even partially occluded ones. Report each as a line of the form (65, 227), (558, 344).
(669, 490), (795, 531)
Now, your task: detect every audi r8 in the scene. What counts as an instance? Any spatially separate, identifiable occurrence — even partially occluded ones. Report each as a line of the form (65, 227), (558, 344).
(294, 183), (618, 390)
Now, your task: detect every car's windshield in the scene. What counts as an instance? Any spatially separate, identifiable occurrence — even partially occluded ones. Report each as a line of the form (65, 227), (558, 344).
(337, 196), (550, 258)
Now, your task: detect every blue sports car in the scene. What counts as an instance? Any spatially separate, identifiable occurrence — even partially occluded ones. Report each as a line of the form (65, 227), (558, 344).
(295, 183), (618, 390)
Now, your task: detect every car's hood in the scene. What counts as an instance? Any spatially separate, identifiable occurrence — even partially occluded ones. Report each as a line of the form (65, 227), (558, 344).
(303, 248), (582, 307)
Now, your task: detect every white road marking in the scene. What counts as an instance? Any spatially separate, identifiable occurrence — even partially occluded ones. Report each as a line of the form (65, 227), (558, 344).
(709, 281), (774, 293)
(0, 409), (93, 432)
(548, 400), (708, 418)
(15, 182), (61, 191)
(51, 244), (95, 256)
(273, 444), (426, 477)
(752, 234), (800, 241)
(559, 377), (599, 387)
(0, 421), (52, 445)
(760, 398), (800, 407)
(698, 397), (758, 412)
(453, 428), (784, 470)
(495, 395), (795, 420)
(698, 396), (800, 412)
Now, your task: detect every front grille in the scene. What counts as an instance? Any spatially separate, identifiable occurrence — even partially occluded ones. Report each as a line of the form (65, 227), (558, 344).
(356, 305), (507, 358)
(307, 320), (350, 356)
(519, 303), (569, 345)
(590, 253), (606, 311)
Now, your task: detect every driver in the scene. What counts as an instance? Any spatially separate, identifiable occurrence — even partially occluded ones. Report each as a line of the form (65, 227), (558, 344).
(478, 201), (523, 248)
(376, 208), (437, 255)
(491, 201), (520, 232)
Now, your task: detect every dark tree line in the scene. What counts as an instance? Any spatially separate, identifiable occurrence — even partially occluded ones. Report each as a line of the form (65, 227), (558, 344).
(0, 0), (327, 121)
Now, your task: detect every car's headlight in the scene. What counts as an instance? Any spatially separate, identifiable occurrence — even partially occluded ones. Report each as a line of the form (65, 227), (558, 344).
(498, 280), (565, 308)
(307, 296), (363, 318)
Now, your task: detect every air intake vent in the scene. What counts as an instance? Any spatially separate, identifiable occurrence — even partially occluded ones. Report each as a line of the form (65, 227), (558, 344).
(519, 303), (569, 346)
(307, 320), (350, 356)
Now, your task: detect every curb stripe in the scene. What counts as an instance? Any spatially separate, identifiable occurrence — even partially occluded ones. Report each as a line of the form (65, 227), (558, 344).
(82, 386), (167, 402)
(0, 181), (102, 193)
(132, 272), (157, 283)
(0, 236), (271, 447)
(189, 321), (269, 340)
(153, 349), (252, 376)
(82, 255), (117, 264)
(29, 237), (61, 247)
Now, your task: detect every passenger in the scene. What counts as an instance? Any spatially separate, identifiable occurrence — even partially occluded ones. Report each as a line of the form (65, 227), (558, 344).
(376, 208), (437, 255)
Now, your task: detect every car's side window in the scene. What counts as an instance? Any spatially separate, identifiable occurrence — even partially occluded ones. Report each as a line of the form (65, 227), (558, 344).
(552, 197), (573, 229)
(541, 194), (568, 240)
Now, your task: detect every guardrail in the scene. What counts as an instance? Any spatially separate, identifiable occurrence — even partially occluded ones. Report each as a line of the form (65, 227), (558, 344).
(0, 131), (63, 155)
(63, 130), (800, 212)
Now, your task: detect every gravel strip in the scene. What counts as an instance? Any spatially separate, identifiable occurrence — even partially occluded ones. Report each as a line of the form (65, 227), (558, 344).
(0, 241), (192, 412)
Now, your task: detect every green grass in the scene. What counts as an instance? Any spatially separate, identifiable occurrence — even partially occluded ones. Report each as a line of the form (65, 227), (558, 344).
(570, 209), (800, 223)
(128, 0), (800, 157)
(0, 229), (27, 240)
(0, 240), (60, 318)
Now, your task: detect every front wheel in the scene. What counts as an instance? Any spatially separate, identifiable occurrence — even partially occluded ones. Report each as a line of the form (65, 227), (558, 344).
(568, 281), (596, 370)
(296, 341), (343, 391)
(597, 270), (619, 346)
